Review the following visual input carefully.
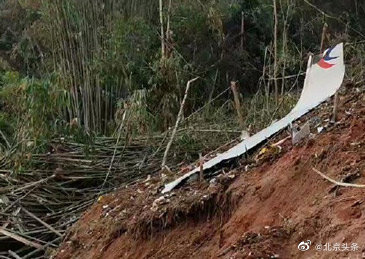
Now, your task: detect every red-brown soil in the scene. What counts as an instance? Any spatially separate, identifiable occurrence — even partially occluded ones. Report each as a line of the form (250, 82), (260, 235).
(56, 87), (365, 259)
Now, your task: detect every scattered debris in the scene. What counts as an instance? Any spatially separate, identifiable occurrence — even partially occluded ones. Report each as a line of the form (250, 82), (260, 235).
(162, 42), (344, 194)
(292, 121), (311, 145)
(55, 88), (365, 259)
(256, 145), (282, 162)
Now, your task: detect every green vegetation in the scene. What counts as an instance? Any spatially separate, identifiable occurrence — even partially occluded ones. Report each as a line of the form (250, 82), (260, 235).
(0, 0), (364, 138)
(0, 0), (364, 167)
(0, 0), (363, 169)
(0, 1), (364, 255)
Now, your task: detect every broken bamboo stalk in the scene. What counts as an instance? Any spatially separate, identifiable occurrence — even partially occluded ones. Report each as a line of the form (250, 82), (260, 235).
(199, 153), (204, 183)
(319, 23), (338, 123)
(240, 11), (245, 51)
(12, 174), (56, 193)
(0, 228), (43, 249)
(331, 92), (339, 123)
(320, 23), (328, 54)
(159, 0), (165, 59)
(8, 250), (22, 259)
(21, 207), (63, 237)
(161, 77), (199, 169)
(273, 0), (279, 105)
(230, 81), (244, 128)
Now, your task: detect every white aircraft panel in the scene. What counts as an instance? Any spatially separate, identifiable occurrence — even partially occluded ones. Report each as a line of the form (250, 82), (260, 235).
(162, 43), (345, 194)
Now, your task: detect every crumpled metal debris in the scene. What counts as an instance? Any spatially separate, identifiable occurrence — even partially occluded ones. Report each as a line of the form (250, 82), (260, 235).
(292, 122), (311, 145)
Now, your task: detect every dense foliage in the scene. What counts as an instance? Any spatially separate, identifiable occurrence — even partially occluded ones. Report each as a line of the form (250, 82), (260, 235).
(0, 0), (364, 142)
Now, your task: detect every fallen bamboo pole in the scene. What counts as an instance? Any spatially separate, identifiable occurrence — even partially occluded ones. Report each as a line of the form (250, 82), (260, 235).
(22, 207), (63, 237)
(0, 228), (43, 250)
(8, 250), (22, 259)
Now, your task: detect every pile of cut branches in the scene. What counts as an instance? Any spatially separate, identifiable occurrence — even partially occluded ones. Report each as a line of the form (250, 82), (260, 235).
(0, 127), (240, 258)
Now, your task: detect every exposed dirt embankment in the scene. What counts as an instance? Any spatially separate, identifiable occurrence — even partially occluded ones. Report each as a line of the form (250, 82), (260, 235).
(56, 88), (365, 259)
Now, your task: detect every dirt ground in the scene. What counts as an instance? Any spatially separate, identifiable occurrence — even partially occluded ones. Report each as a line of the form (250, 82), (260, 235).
(56, 86), (365, 259)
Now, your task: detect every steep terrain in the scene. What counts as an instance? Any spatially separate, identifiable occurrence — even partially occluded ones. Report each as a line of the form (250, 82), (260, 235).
(56, 86), (365, 259)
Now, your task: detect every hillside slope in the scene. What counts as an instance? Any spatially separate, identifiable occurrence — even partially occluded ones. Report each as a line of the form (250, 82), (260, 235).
(56, 86), (365, 259)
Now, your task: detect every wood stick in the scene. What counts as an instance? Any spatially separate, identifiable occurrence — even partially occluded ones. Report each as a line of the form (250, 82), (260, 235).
(199, 153), (204, 182)
(331, 92), (339, 123)
(272, 135), (291, 147)
(23, 237), (62, 259)
(240, 11), (245, 51)
(159, 0), (165, 59)
(319, 22), (338, 123)
(166, 0), (172, 55)
(0, 228), (43, 249)
(230, 81), (244, 128)
(21, 207), (63, 237)
(273, 0), (279, 105)
(11, 174), (56, 193)
(313, 168), (365, 188)
(100, 111), (126, 191)
(161, 77), (199, 168)
(320, 23), (328, 54)
(8, 250), (22, 259)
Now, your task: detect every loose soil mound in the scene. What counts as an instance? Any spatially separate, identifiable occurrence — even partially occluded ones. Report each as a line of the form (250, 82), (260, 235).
(56, 87), (365, 259)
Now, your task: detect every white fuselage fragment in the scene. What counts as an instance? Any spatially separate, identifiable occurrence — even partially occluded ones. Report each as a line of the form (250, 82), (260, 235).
(162, 43), (345, 194)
